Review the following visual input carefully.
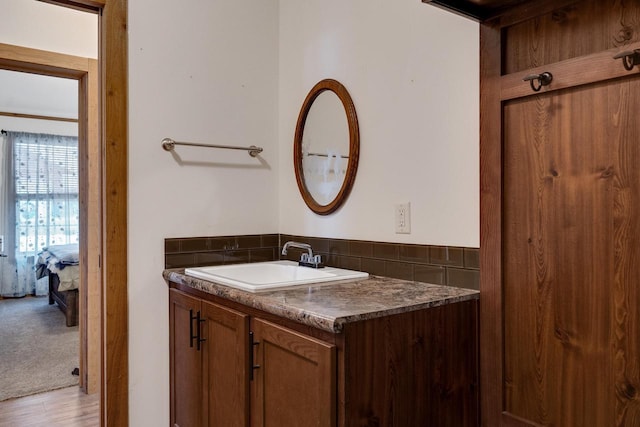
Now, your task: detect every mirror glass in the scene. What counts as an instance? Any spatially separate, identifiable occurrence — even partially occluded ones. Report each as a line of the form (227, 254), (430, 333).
(294, 79), (359, 215)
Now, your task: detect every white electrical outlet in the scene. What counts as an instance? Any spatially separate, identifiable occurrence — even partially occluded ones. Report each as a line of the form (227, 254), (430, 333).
(395, 203), (411, 234)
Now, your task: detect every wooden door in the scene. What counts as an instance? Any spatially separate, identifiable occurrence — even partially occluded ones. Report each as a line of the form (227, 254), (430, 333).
(500, 74), (640, 426)
(169, 289), (203, 427)
(200, 299), (250, 427)
(251, 318), (336, 427)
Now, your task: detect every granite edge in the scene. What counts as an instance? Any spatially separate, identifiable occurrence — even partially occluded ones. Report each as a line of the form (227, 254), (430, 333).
(163, 269), (479, 333)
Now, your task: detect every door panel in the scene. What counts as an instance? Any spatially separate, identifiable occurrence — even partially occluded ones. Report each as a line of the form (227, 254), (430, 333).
(251, 318), (336, 427)
(502, 76), (640, 426)
(200, 300), (250, 427)
(169, 289), (202, 427)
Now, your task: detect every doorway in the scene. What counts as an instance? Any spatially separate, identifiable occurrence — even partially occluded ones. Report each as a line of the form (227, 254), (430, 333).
(32, 1), (129, 425)
(0, 44), (101, 396)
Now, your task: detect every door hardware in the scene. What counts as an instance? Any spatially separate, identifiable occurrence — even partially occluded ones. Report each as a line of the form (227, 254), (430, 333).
(614, 49), (640, 71)
(249, 331), (260, 380)
(523, 72), (553, 92)
(196, 312), (206, 351)
(189, 309), (197, 348)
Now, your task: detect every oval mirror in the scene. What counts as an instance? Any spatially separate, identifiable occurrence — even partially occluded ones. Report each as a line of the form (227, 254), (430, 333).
(294, 79), (360, 215)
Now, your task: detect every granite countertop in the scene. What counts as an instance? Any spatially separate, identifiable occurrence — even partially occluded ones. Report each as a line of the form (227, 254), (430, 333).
(163, 269), (479, 333)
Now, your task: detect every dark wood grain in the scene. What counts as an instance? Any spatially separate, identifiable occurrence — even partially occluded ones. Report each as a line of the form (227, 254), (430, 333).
(504, 0), (640, 74)
(475, 1), (640, 426)
(501, 50), (640, 427)
(169, 289), (202, 427)
(609, 76), (640, 427)
(500, 41), (640, 101)
(479, 22), (504, 427)
(342, 300), (479, 427)
(200, 299), (250, 427)
(251, 318), (336, 427)
(504, 80), (616, 425)
(170, 282), (479, 427)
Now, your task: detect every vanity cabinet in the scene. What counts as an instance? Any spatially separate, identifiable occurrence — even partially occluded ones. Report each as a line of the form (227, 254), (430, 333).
(169, 289), (250, 427)
(169, 288), (335, 427)
(168, 280), (478, 427)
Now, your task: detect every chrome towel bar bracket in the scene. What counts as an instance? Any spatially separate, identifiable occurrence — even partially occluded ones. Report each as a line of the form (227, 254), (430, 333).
(161, 138), (263, 157)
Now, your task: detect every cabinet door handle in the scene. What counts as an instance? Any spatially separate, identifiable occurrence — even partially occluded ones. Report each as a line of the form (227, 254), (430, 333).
(196, 312), (206, 351)
(189, 309), (198, 348)
(249, 331), (260, 381)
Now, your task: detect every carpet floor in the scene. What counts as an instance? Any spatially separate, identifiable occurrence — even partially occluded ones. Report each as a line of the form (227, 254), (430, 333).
(0, 296), (79, 401)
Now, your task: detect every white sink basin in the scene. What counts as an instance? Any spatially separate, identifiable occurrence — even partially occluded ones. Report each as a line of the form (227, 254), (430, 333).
(185, 260), (369, 292)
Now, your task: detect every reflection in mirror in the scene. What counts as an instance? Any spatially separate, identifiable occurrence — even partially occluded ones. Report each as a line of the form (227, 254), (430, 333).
(294, 79), (359, 215)
(301, 91), (349, 205)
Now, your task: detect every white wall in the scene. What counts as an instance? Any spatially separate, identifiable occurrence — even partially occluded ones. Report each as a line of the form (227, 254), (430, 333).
(1, 0), (97, 59)
(0, 70), (78, 136)
(6, 1), (479, 425)
(278, 0), (479, 248)
(127, 1), (280, 425)
(1, 0), (93, 136)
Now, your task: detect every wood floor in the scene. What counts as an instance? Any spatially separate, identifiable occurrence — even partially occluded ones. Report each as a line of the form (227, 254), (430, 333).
(0, 386), (99, 427)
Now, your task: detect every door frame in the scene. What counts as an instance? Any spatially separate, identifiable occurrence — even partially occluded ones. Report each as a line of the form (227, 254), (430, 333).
(0, 43), (101, 394)
(40, 1), (129, 426)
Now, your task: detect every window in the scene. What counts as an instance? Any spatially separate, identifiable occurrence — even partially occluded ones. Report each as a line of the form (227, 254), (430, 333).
(14, 133), (79, 253)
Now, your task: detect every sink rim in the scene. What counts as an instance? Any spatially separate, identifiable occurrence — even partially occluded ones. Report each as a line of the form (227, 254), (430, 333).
(184, 260), (369, 293)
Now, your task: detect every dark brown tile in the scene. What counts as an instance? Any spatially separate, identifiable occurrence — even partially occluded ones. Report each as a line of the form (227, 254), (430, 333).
(282, 247), (308, 262)
(236, 235), (262, 249)
(384, 261), (414, 281)
(332, 255), (361, 271)
(209, 237), (230, 251)
(322, 253), (339, 267)
(180, 238), (209, 253)
(224, 250), (250, 264)
(165, 253), (196, 269)
(261, 234), (280, 248)
(279, 234), (295, 243)
(282, 234), (310, 244)
(195, 252), (225, 266)
(399, 244), (429, 264)
(349, 240), (374, 258)
(250, 248), (277, 262)
(361, 258), (386, 276)
(414, 265), (446, 285)
(464, 248), (480, 269)
(327, 239), (350, 255)
(164, 239), (180, 254)
(373, 243), (399, 260)
(446, 268), (480, 290)
(429, 246), (464, 267)
(307, 237), (330, 253)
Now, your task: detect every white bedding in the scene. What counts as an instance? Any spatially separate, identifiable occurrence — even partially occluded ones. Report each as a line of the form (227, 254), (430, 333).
(36, 244), (80, 291)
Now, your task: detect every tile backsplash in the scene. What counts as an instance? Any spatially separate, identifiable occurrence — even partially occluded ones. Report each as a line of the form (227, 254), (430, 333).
(165, 234), (479, 290)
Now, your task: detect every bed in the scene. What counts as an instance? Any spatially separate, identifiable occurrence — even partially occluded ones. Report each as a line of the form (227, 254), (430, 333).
(35, 244), (80, 327)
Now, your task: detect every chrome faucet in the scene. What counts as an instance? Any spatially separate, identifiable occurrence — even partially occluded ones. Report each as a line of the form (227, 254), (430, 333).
(281, 241), (324, 268)
(281, 241), (313, 257)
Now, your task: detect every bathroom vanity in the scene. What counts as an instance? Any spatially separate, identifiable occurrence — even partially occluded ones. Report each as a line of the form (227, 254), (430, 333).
(164, 269), (479, 427)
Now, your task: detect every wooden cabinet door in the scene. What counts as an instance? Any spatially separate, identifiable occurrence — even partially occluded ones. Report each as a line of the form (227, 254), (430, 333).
(169, 289), (203, 427)
(251, 318), (336, 427)
(501, 75), (640, 426)
(200, 300), (250, 427)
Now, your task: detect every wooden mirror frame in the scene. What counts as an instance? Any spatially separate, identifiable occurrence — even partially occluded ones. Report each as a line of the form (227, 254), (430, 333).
(293, 79), (360, 215)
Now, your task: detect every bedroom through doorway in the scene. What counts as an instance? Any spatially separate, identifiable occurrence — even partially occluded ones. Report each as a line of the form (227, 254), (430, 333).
(0, 1), (100, 409)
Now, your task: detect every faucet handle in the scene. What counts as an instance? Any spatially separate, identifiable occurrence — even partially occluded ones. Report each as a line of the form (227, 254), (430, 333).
(298, 253), (324, 269)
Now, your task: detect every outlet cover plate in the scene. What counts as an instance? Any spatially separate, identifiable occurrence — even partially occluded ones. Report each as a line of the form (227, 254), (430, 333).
(395, 203), (411, 234)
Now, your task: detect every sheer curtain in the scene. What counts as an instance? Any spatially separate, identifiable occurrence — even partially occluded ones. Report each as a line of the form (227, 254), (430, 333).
(0, 131), (79, 297)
